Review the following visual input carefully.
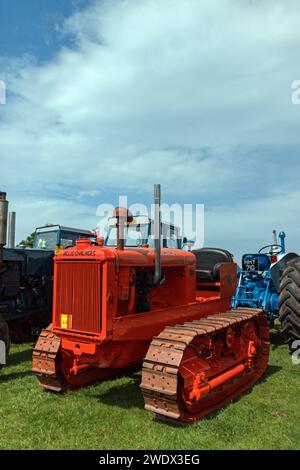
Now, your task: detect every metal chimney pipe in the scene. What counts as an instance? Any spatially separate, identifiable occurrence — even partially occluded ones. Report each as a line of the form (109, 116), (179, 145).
(153, 184), (162, 285)
(0, 192), (9, 263)
(7, 211), (16, 248)
(272, 229), (277, 245)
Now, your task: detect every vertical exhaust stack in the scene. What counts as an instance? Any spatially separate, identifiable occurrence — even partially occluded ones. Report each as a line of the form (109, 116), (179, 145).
(0, 192), (9, 263)
(279, 231), (286, 254)
(154, 184), (162, 285)
(8, 212), (16, 249)
(273, 229), (277, 245)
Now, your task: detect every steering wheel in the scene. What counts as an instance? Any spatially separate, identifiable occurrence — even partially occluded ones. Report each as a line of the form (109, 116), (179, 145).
(258, 244), (283, 255)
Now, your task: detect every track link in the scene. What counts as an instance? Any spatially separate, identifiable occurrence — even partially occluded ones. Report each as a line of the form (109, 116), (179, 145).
(140, 308), (270, 423)
(32, 327), (64, 392)
(32, 327), (124, 391)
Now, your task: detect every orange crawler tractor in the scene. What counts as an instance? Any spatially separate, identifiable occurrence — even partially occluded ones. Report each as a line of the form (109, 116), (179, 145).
(32, 185), (270, 423)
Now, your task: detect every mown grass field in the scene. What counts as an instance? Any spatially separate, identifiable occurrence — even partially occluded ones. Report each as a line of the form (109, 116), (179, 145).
(1, 328), (300, 450)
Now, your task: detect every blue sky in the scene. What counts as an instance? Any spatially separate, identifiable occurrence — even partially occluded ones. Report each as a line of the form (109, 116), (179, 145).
(0, 0), (90, 61)
(1, 0), (300, 259)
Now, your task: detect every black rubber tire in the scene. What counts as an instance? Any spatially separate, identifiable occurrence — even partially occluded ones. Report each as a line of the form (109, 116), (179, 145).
(0, 315), (10, 368)
(279, 257), (300, 349)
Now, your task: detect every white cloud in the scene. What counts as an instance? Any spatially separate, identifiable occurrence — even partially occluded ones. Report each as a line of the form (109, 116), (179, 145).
(205, 188), (300, 259)
(1, 0), (300, 250)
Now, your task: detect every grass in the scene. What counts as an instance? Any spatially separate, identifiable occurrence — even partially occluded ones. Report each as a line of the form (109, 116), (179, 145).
(0, 328), (300, 450)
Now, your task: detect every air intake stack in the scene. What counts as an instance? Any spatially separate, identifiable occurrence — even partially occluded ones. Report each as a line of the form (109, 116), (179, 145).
(0, 192), (8, 263)
(7, 211), (16, 249)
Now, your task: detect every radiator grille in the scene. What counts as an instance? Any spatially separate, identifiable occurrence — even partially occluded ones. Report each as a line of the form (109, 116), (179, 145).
(54, 261), (101, 334)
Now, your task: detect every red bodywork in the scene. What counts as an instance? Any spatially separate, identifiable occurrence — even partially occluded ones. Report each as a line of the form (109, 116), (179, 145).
(50, 238), (237, 384)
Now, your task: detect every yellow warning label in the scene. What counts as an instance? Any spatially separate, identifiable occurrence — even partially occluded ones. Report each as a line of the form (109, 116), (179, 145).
(60, 314), (72, 329)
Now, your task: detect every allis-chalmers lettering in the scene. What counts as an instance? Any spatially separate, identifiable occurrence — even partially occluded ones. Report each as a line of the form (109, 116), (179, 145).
(63, 250), (96, 257)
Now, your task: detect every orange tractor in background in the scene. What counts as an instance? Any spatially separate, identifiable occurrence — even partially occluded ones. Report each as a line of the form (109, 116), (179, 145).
(32, 185), (270, 423)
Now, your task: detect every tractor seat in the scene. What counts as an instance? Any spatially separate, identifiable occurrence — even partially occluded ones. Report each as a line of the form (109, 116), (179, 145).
(192, 247), (233, 283)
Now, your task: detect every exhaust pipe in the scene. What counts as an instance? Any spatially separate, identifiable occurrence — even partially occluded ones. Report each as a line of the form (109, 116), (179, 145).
(272, 229), (277, 245)
(7, 211), (16, 249)
(279, 231), (286, 254)
(153, 184), (162, 285)
(0, 192), (8, 263)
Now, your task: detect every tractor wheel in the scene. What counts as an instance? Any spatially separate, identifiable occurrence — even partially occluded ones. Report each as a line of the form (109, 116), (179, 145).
(279, 257), (300, 349)
(0, 315), (10, 369)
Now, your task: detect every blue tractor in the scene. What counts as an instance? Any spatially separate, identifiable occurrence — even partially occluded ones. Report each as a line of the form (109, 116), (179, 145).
(232, 231), (300, 348)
